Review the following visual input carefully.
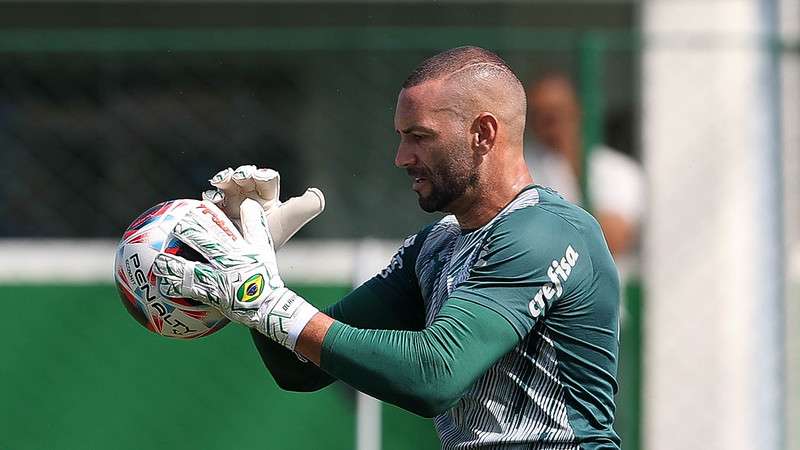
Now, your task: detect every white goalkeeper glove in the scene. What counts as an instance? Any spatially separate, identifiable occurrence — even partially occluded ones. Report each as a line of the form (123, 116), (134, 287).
(202, 165), (325, 249)
(152, 199), (318, 350)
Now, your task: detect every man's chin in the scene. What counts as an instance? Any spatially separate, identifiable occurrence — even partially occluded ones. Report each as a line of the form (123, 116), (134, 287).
(416, 192), (439, 213)
(417, 192), (450, 213)
(417, 200), (439, 213)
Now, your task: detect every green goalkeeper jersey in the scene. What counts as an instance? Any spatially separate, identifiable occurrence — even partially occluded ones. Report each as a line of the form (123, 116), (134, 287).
(253, 185), (621, 449)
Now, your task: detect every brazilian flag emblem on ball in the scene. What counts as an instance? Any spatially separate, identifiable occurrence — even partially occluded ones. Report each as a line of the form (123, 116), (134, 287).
(237, 274), (265, 302)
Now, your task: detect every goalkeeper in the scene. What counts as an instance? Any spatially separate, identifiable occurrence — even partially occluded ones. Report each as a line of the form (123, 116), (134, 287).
(154, 46), (621, 449)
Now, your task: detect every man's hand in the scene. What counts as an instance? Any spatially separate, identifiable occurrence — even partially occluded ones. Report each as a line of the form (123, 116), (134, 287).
(202, 165), (325, 249)
(153, 199), (318, 350)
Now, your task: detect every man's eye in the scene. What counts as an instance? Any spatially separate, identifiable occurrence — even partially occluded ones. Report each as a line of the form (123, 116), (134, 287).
(413, 134), (425, 141)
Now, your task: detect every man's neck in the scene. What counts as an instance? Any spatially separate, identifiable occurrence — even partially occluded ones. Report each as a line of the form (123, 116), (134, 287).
(450, 170), (532, 230)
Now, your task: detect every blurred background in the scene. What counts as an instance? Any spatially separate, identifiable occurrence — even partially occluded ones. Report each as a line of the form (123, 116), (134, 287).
(0, 1), (796, 450)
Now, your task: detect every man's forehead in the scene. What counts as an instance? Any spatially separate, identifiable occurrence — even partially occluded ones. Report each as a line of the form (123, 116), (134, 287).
(395, 79), (461, 126)
(397, 80), (447, 109)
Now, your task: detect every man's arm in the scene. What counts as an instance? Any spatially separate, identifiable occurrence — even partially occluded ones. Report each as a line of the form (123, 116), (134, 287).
(293, 207), (594, 417)
(252, 230), (429, 392)
(251, 278), (425, 391)
(295, 297), (521, 418)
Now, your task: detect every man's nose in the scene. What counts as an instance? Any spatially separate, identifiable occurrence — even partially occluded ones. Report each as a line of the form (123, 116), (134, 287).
(395, 144), (417, 168)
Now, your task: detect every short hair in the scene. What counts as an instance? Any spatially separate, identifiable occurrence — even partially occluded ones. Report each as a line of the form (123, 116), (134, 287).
(402, 46), (528, 144)
(402, 46), (522, 90)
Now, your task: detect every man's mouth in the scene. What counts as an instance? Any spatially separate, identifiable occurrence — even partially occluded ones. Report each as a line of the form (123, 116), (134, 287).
(407, 169), (429, 191)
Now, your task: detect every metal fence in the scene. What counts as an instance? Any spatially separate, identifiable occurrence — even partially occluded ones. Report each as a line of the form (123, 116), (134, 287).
(0, 27), (637, 239)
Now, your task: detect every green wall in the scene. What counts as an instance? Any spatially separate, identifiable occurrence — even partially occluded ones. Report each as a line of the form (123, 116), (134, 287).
(0, 284), (439, 450)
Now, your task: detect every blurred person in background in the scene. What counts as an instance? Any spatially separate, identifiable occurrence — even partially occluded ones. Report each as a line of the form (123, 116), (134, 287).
(525, 73), (644, 258)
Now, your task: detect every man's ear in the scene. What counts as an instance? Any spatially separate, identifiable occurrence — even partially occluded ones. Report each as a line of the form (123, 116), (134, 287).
(471, 113), (499, 155)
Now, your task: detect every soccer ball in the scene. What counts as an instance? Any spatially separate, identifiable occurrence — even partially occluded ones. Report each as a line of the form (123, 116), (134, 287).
(114, 199), (229, 339)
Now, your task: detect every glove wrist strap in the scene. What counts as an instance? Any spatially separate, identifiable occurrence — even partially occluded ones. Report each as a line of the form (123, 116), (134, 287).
(258, 288), (319, 351)
(285, 300), (319, 350)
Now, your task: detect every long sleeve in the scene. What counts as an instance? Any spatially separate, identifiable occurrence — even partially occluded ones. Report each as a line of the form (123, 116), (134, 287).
(319, 297), (520, 418)
(252, 229), (429, 391)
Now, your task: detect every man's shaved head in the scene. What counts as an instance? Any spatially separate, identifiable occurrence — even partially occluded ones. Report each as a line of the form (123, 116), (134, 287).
(394, 46), (532, 225)
(403, 46), (516, 88)
(402, 46), (527, 145)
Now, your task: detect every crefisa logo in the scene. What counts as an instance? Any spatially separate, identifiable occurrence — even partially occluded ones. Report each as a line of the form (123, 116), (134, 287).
(528, 245), (579, 319)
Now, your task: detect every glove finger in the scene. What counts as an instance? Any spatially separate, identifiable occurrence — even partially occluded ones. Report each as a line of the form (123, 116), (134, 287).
(253, 168), (280, 206)
(209, 168), (245, 219)
(201, 190), (245, 233)
(172, 202), (254, 270)
(202, 189), (224, 206)
(153, 253), (189, 298)
(239, 198), (283, 287)
(232, 165), (258, 193)
(239, 198), (273, 250)
(268, 188), (325, 249)
(209, 167), (235, 190)
(154, 253), (228, 308)
(188, 261), (227, 309)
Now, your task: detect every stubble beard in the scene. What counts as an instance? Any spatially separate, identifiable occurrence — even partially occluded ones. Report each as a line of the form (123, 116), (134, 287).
(417, 144), (479, 213)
